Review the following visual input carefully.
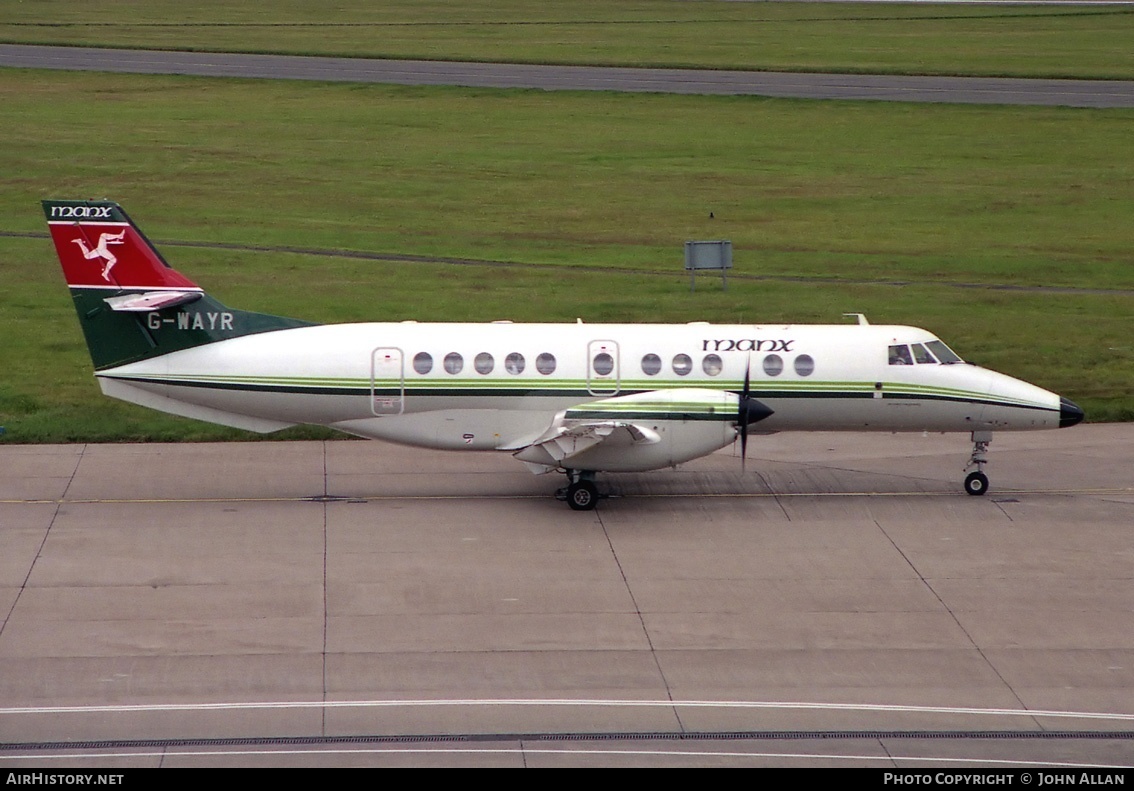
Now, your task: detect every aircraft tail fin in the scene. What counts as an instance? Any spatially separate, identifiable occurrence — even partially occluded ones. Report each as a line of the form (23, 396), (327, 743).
(46, 200), (201, 292)
(44, 199), (315, 371)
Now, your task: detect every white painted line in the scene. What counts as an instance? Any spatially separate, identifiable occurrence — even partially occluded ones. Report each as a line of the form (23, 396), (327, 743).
(3, 698), (1134, 722)
(0, 746), (1129, 769)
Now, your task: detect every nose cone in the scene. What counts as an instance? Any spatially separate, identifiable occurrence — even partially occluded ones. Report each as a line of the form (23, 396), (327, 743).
(1059, 397), (1085, 428)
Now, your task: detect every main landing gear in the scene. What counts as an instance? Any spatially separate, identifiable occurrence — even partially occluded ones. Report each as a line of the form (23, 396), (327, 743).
(963, 431), (992, 496)
(556, 470), (602, 511)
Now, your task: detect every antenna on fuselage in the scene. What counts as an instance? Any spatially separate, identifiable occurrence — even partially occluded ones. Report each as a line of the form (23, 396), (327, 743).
(843, 313), (870, 326)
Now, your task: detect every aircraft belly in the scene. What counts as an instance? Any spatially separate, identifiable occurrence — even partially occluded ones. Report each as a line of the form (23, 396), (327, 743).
(332, 408), (557, 449)
(99, 375), (373, 426)
(101, 376), (575, 445)
(98, 378), (297, 433)
(756, 394), (991, 432)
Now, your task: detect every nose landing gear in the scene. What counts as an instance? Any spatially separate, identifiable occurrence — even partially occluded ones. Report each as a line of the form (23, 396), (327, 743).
(963, 431), (992, 496)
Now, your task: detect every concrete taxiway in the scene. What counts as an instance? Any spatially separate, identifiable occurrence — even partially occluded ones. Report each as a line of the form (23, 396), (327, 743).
(3, 44), (1134, 108)
(1, 424), (1132, 766)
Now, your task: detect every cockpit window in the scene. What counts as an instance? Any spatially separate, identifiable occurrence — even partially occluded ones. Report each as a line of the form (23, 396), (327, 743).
(911, 343), (936, 364)
(888, 345), (914, 365)
(925, 340), (963, 364)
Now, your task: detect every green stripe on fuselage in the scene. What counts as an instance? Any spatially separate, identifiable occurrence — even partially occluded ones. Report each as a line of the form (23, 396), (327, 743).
(97, 372), (1058, 414)
(564, 409), (732, 422)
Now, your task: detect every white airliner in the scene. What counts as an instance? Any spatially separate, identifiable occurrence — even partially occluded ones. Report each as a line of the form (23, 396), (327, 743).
(45, 200), (1084, 510)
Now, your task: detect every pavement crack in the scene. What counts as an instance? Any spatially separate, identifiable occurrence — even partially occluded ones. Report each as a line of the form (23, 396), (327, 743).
(873, 518), (1041, 731)
(0, 445), (85, 641)
(598, 508), (686, 734)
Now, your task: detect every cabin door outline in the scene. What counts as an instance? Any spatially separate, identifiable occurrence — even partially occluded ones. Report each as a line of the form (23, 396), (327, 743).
(370, 347), (405, 415)
(587, 339), (621, 396)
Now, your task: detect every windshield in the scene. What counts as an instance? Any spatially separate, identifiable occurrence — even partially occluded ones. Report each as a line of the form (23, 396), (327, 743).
(925, 340), (963, 364)
(889, 339), (965, 366)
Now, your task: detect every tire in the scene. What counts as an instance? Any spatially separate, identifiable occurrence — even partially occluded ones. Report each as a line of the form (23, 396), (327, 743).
(567, 481), (598, 511)
(964, 471), (990, 496)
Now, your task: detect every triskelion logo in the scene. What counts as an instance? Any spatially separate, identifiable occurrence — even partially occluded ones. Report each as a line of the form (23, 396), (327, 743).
(72, 230), (127, 281)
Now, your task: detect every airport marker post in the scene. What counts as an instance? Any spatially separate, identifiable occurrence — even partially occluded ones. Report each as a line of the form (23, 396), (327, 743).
(685, 240), (732, 292)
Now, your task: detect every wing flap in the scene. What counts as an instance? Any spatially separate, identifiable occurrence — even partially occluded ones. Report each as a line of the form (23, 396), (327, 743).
(513, 420), (660, 472)
(513, 388), (747, 474)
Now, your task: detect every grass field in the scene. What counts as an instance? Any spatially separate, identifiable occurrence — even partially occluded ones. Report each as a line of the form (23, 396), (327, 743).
(1, 3), (1131, 441)
(2, 0), (1134, 79)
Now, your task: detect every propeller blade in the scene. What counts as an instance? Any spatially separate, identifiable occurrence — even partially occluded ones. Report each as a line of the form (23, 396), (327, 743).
(736, 355), (775, 473)
(739, 356), (751, 471)
(740, 417), (748, 472)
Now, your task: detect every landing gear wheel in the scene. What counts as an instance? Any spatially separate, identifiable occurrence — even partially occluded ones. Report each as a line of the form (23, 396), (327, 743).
(566, 481), (599, 511)
(964, 471), (990, 496)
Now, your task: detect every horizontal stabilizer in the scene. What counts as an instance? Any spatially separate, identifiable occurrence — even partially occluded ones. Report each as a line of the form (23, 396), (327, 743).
(103, 290), (203, 312)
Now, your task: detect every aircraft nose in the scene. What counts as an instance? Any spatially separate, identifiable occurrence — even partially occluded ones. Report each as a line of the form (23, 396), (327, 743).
(1059, 397), (1085, 428)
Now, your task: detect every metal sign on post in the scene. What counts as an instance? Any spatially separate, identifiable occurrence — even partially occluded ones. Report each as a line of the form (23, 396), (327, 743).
(684, 240), (732, 291)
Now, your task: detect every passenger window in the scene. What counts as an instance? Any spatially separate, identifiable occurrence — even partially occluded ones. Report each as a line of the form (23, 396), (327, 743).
(641, 353), (662, 376)
(412, 352), (433, 375)
(912, 343), (936, 364)
(505, 352), (525, 375)
(888, 345), (913, 365)
(443, 352), (463, 375)
(794, 354), (815, 377)
(672, 354), (692, 376)
(474, 352), (494, 375)
(593, 352), (615, 376)
(762, 354), (783, 377)
(702, 354), (723, 376)
(536, 352), (556, 375)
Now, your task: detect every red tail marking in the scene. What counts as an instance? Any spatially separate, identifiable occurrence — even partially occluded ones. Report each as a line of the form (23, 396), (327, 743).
(49, 221), (200, 291)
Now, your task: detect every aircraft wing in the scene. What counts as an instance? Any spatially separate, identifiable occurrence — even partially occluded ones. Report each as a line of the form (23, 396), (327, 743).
(513, 419), (661, 473)
(511, 388), (752, 474)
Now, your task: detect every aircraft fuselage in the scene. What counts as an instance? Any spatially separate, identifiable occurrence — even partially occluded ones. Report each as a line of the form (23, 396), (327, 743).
(97, 319), (1069, 455)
